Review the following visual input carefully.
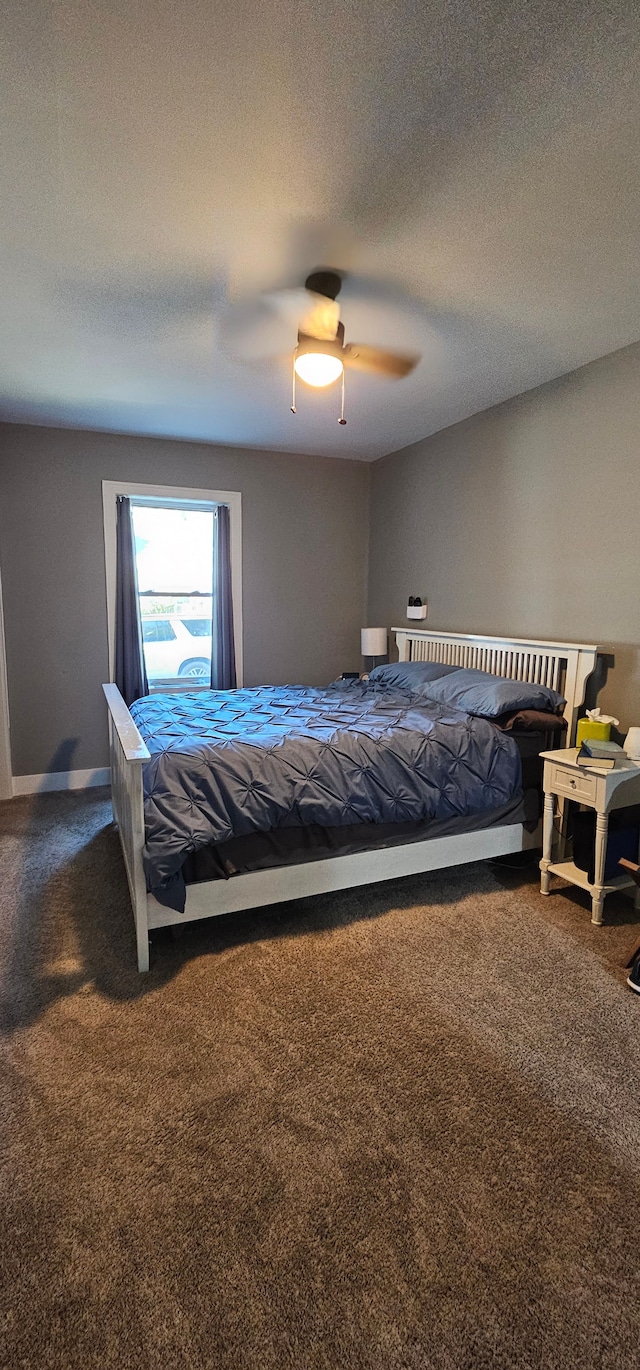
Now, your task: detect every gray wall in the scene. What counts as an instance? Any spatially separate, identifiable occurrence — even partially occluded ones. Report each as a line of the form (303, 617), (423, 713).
(369, 343), (640, 730)
(0, 424), (369, 776)
(3, 340), (640, 778)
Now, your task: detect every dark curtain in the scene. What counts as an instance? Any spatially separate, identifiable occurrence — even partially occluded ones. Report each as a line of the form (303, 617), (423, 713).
(115, 495), (149, 706)
(211, 503), (237, 690)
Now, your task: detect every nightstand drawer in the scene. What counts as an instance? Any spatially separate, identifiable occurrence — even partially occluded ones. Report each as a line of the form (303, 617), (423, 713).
(549, 764), (598, 803)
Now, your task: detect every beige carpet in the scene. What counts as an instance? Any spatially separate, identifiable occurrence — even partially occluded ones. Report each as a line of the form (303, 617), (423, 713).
(1, 788), (639, 1369)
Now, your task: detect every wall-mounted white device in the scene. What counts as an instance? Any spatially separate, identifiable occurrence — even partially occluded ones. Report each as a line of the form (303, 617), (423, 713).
(407, 597), (427, 621)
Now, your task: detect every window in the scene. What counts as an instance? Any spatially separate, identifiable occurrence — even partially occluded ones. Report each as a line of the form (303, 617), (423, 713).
(131, 502), (214, 685)
(103, 481), (243, 691)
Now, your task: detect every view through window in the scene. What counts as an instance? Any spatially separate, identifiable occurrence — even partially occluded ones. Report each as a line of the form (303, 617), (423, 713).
(131, 502), (214, 685)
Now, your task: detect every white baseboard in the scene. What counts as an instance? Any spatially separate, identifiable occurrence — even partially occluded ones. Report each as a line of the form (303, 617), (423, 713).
(12, 767), (111, 796)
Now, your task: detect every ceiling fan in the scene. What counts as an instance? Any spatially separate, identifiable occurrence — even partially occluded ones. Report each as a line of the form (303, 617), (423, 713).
(222, 268), (420, 425)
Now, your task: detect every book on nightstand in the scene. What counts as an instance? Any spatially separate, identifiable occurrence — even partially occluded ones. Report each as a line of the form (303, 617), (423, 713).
(576, 739), (628, 769)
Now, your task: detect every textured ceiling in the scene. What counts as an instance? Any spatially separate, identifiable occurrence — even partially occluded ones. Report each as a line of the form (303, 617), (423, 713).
(1, 1), (640, 460)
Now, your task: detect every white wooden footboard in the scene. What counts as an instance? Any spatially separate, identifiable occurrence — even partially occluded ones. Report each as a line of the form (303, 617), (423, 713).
(103, 684), (151, 972)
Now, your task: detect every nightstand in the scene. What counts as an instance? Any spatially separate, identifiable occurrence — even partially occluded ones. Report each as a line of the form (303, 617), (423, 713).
(540, 748), (640, 924)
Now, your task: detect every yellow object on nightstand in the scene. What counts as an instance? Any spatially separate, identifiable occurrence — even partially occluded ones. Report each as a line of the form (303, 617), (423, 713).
(575, 717), (611, 749)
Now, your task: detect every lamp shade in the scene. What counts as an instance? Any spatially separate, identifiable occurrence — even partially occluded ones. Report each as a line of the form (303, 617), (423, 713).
(294, 352), (343, 387)
(361, 627), (388, 658)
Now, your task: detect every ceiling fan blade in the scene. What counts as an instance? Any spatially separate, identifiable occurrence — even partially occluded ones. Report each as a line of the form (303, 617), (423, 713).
(343, 343), (419, 379)
(219, 288), (316, 359)
(220, 285), (341, 360)
(218, 295), (288, 360)
(299, 294), (340, 340)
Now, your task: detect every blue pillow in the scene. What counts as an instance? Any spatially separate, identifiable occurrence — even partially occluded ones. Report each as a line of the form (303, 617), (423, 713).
(417, 668), (566, 718)
(369, 660), (461, 690)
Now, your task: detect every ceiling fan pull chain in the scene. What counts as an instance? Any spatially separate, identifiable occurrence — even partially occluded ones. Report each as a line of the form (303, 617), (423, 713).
(338, 368), (346, 425)
(291, 352), (297, 413)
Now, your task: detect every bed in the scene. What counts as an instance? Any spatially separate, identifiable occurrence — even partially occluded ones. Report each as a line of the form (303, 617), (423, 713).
(104, 628), (597, 971)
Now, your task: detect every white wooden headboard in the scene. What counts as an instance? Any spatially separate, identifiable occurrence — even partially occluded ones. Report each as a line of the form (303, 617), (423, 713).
(393, 628), (598, 745)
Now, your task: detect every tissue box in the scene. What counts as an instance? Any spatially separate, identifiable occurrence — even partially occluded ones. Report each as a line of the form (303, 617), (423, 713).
(575, 717), (611, 749)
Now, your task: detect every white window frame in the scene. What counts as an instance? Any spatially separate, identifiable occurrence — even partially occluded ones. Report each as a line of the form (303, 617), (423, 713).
(102, 481), (243, 691)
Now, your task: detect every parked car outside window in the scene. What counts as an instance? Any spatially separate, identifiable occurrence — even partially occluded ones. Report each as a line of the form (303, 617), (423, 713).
(141, 616), (212, 683)
(142, 620), (177, 644)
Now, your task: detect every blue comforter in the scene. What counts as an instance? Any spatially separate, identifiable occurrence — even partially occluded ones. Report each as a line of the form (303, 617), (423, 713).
(130, 681), (521, 911)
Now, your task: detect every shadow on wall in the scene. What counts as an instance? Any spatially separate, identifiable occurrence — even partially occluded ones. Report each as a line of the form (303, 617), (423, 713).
(584, 653), (614, 711)
(581, 652), (612, 734)
(583, 652), (637, 747)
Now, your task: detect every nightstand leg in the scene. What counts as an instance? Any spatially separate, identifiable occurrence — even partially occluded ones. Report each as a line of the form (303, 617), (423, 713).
(556, 796), (568, 858)
(591, 896), (604, 925)
(591, 811), (609, 925)
(540, 792), (554, 894)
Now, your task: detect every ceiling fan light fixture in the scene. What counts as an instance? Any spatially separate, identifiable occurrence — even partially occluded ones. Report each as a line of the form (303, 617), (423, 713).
(294, 351), (343, 387)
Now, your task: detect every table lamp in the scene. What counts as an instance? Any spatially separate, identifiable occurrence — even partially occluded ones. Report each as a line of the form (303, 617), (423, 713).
(361, 627), (388, 672)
